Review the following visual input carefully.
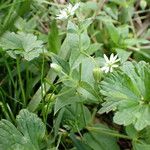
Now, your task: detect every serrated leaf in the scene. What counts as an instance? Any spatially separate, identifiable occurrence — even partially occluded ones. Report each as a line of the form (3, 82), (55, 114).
(0, 32), (46, 61)
(0, 109), (46, 150)
(0, 120), (23, 150)
(16, 109), (46, 149)
(99, 61), (150, 130)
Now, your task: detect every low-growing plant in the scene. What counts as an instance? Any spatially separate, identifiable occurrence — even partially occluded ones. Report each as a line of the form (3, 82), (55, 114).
(0, 0), (150, 150)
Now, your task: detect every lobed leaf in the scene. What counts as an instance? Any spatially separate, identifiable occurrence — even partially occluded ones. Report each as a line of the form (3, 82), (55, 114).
(99, 61), (150, 130)
(0, 109), (46, 150)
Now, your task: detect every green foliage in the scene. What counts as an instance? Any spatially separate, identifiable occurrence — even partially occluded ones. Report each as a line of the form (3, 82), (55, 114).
(0, 32), (46, 61)
(0, 109), (45, 150)
(99, 61), (150, 130)
(0, 0), (150, 149)
(84, 125), (120, 150)
(48, 20), (60, 54)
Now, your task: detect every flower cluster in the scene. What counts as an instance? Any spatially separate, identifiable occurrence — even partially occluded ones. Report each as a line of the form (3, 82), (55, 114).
(56, 3), (80, 20)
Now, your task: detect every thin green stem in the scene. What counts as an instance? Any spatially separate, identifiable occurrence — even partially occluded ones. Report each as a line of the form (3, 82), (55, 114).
(41, 54), (46, 124)
(4, 58), (15, 88)
(56, 133), (62, 150)
(87, 126), (140, 142)
(16, 58), (26, 106)
(134, 9), (150, 14)
(81, 103), (86, 126)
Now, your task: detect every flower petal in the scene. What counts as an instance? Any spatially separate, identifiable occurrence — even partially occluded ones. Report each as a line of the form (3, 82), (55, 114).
(105, 67), (110, 73)
(72, 3), (80, 12)
(114, 58), (120, 63)
(110, 53), (114, 62)
(104, 54), (109, 63)
(110, 67), (113, 72)
(112, 64), (119, 68)
(113, 54), (118, 61)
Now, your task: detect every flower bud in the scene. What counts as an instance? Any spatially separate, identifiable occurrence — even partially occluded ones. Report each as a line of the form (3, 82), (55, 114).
(50, 63), (62, 73)
(93, 67), (103, 82)
(140, 0), (147, 10)
(45, 93), (56, 102)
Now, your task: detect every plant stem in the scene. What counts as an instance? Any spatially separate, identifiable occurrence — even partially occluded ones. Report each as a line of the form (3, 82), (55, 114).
(16, 58), (26, 106)
(4, 58), (15, 88)
(86, 126), (140, 142)
(41, 53), (46, 124)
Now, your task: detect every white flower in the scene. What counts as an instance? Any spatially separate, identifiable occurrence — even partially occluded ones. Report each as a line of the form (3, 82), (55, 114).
(56, 10), (68, 20)
(101, 53), (120, 73)
(56, 3), (80, 20)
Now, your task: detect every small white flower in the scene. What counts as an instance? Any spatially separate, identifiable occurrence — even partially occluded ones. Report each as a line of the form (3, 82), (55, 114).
(101, 53), (120, 73)
(56, 10), (68, 20)
(56, 3), (80, 20)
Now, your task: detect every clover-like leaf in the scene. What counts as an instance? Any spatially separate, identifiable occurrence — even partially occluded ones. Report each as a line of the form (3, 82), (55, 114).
(99, 61), (150, 130)
(0, 109), (46, 150)
(0, 32), (46, 61)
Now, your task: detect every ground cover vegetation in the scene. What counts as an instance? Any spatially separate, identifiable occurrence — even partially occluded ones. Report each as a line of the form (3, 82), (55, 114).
(0, 0), (150, 149)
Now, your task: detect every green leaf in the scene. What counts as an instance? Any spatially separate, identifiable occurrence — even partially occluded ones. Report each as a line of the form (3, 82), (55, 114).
(0, 109), (46, 150)
(115, 48), (132, 63)
(99, 61), (150, 130)
(67, 21), (79, 34)
(119, 7), (133, 23)
(54, 87), (85, 115)
(85, 1), (98, 10)
(80, 18), (93, 31)
(81, 58), (98, 84)
(86, 43), (103, 55)
(105, 22), (120, 44)
(59, 22), (79, 59)
(133, 143), (150, 150)
(84, 124), (120, 150)
(62, 103), (91, 131)
(117, 25), (129, 39)
(0, 120), (23, 150)
(125, 125), (138, 139)
(80, 31), (91, 50)
(69, 50), (86, 69)
(124, 38), (150, 46)
(104, 5), (118, 20)
(48, 20), (60, 54)
(77, 81), (100, 102)
(16, 109), (46, 149)
(15, 17), (36, 32)
(128, 126), (150, 150)
(51, 54), (70, 74)
(28, 21), (75, 112)
(70, 133), (93, 150)
(0, 32), (46, 61)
